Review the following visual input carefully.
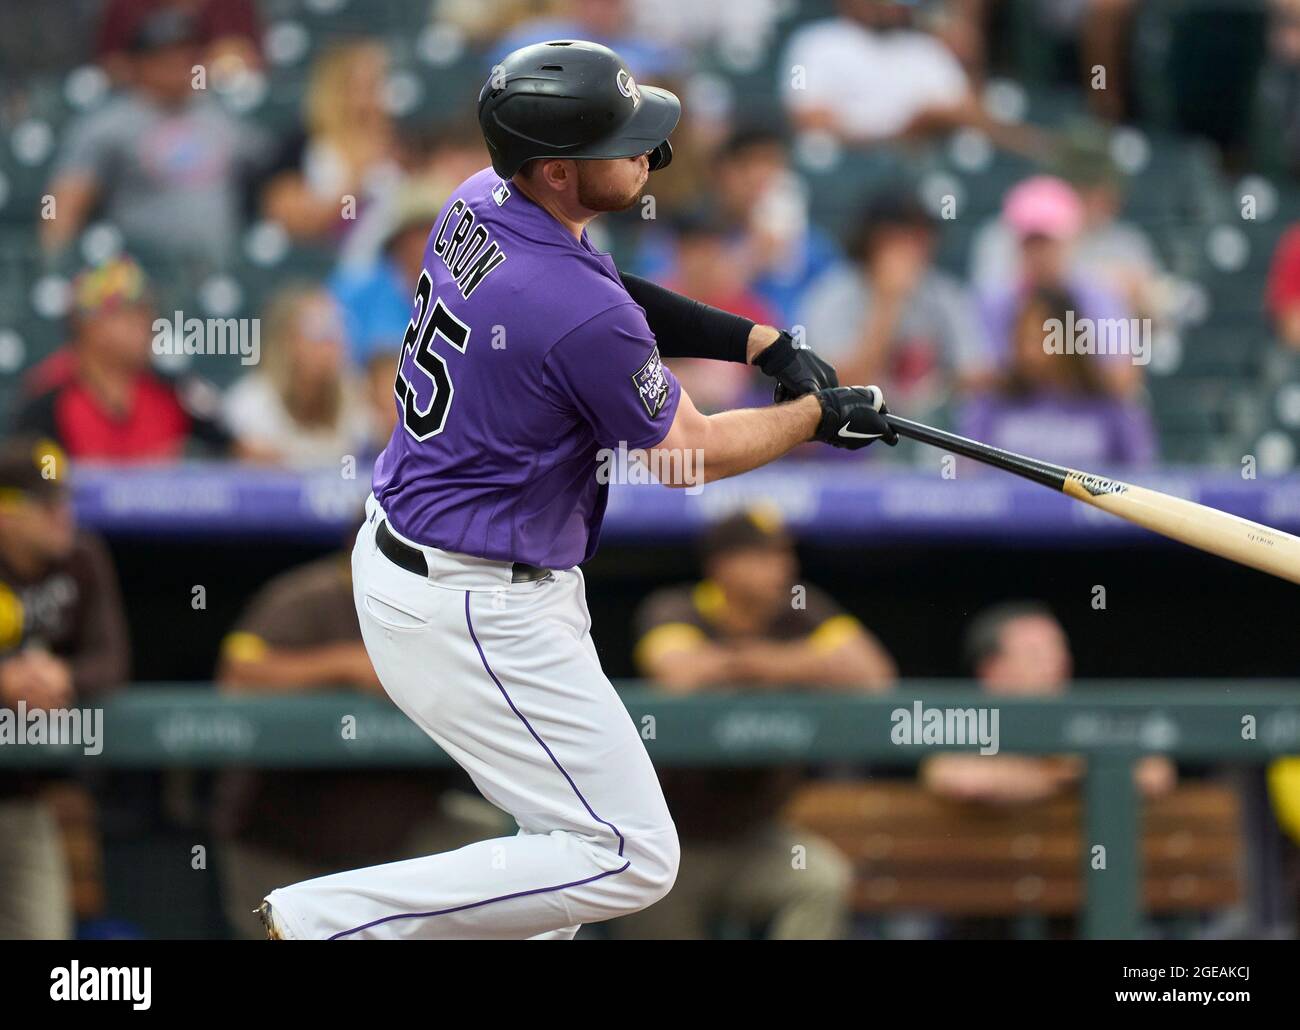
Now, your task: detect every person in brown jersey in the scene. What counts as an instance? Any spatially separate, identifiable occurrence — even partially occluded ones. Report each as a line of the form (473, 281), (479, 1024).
(0, 435), (129, 939)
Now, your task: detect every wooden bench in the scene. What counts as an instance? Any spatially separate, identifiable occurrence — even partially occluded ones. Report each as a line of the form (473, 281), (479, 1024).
(785, 781), (1242, 916)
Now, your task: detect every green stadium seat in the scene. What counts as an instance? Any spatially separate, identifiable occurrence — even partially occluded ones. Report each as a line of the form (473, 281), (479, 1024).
(1175, 320), (1268, 377)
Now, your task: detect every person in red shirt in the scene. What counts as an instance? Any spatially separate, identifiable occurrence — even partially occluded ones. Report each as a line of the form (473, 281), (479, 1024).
(96, 0), (261, 86)
(14, 257), (232, 463)
(1267, 223), (1300, 349)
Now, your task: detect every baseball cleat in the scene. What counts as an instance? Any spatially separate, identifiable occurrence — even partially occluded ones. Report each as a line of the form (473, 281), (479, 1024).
(255, 899), (284, 940)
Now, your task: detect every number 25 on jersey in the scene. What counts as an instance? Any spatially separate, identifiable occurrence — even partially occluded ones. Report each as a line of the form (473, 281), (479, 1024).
(394, 269), (472, 441)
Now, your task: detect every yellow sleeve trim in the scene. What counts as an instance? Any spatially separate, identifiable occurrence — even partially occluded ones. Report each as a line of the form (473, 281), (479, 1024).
(807, 614), (862, 654)
(691, 580), (726, 624)
(0, 584), (24, 651)
(634, 622), (708, 672)
(221, 631), (270, 664)
(1267, 758), (1300, 846)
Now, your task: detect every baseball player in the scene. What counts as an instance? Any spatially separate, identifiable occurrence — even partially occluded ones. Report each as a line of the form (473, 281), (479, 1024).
(258, 39), (896, 940)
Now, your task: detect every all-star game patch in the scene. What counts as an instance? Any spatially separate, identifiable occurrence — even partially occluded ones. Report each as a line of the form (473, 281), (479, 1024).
(631, 347), (670, 418)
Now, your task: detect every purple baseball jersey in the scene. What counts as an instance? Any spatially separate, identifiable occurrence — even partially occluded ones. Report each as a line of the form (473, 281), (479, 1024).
(373, 167), (681, 569)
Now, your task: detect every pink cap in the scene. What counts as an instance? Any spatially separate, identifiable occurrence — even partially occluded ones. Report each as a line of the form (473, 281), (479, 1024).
(1002, 175), (1084, 240)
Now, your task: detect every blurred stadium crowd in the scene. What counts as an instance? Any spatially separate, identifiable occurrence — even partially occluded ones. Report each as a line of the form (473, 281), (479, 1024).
(2, 0), (1300, 940)
(8, 0), (1300, 467)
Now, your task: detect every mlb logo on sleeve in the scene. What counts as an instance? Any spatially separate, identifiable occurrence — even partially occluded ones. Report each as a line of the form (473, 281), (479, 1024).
(492, 181), (511, 206)
(632, 347), (670, 418)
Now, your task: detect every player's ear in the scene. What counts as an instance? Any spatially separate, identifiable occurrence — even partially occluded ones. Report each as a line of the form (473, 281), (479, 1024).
(536, 158), (573, 192)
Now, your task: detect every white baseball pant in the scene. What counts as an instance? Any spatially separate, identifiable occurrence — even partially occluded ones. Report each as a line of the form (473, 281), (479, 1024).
(264, 497), (680, 939)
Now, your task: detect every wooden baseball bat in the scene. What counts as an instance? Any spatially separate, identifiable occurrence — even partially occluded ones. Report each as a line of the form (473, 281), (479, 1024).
(883, 413), (1300, 586)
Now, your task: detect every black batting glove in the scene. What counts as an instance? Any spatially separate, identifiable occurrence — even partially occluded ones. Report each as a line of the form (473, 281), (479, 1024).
(813, 385), (899, 450)
(755, 330), (839, 402)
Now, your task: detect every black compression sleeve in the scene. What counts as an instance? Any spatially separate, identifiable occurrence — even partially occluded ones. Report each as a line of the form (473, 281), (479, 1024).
(619, 272), (754, 364)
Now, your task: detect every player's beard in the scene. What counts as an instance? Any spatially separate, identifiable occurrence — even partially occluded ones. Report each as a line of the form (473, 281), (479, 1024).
(575, 162), (644, 212)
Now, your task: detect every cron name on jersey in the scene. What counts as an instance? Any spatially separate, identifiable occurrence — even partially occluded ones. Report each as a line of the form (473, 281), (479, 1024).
(432, 197), (507, 300)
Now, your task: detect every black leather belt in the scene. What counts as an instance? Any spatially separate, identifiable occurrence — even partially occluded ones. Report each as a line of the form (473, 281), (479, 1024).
(375, 520), (551, 583)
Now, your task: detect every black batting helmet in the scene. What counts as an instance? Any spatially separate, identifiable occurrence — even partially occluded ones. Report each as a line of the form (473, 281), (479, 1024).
(478, 40), (680, 180)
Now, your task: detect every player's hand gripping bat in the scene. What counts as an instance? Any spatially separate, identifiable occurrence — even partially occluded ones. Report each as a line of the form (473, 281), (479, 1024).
(885, 413), (1300, 586)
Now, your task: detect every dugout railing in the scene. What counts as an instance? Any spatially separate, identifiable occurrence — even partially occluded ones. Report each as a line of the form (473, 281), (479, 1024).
(2, 683), (1298, 938)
